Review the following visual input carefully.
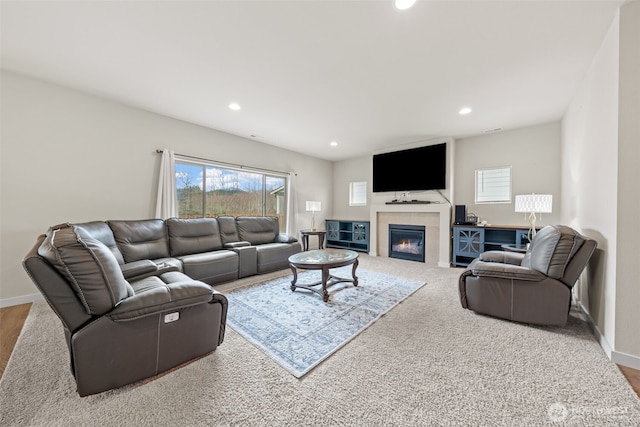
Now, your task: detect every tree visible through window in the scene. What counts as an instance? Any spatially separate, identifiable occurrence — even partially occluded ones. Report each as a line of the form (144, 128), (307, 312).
(175, 161), (288, 231)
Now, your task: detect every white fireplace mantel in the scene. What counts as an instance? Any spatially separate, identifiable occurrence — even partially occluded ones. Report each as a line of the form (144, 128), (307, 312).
(370, 202), (451, 267)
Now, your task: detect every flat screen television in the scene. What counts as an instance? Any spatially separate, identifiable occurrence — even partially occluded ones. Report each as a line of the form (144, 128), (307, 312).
(372, 143), (446, 193)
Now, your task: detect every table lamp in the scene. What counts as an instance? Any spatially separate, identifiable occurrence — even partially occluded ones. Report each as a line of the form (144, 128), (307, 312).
(305, 201), (321, 231)
(515, 194), (552, 242)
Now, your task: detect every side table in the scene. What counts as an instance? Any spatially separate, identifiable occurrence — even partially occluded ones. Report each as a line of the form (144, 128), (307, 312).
(300, 230), (326, 251)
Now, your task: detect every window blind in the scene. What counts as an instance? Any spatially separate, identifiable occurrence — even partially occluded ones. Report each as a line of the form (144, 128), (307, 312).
(349, 181), (367, 206)
(475, 167), (511, 203)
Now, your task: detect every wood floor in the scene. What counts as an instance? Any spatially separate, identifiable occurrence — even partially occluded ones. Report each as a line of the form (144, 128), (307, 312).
(1, 303), (640, 398)
(0, 303), (32, 378)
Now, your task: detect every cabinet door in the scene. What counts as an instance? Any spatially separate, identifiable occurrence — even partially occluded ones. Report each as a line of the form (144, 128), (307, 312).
(352, 222), (369, 243)
(326, 221), (339, 240)
(454, 227), (484, 257)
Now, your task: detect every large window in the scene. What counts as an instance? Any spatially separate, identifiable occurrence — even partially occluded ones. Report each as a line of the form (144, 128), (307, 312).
(175, 160), (288, 231)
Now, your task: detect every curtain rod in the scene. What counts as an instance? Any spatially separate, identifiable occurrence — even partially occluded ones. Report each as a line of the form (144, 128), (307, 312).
(156, 149), (291, 176)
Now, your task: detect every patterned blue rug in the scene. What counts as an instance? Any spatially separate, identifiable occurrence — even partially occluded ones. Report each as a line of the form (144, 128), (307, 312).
(226, 267), (426, 377)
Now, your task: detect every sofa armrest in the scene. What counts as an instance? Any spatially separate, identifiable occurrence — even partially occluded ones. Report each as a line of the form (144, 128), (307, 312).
(224, 241), (251, 249)
(478, 250), (524, 265)
(120, 260), (179, 281)
(120, 260), (157, 279)
(108, 281), (215, 321)
(469, 260), (546, 281)
(277, 233), (298, 243)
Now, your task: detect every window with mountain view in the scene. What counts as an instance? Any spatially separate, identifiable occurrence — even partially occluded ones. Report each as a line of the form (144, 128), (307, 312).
(175, 161), (288, 231)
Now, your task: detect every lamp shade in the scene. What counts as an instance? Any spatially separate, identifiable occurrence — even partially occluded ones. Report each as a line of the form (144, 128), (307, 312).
(515, 194), (552, 213)
(305, 201), (321, 212)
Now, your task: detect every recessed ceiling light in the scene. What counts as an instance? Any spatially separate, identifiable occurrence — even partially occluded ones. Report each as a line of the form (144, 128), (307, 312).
(459, 107), (472, 115)
(228, 103), (241, 111)
(330, 141), (338, 147)
(394, 0), (416, 10)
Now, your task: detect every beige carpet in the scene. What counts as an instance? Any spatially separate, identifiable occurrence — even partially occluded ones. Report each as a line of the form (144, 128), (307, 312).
(1, 255), (639, 426)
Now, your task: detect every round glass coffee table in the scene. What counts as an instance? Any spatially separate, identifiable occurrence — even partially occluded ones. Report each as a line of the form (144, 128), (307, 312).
(288, 249), (359, 302)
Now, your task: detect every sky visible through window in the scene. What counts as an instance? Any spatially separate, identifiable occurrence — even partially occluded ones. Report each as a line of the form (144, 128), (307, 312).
(176, 163), (263, 192)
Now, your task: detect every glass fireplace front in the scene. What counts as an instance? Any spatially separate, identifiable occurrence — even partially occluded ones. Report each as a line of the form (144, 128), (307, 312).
(388, 224), (426, 262)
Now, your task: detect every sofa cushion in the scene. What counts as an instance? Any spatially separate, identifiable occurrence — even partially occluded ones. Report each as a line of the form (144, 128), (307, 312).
(255, 242), (300, 274)
(178, 250), (239, 285)
(109, 273), (214, 321)
(166, 217), (223, 256)
(217, 216), (240, 245)
(75, 221), (126, 264)
(521, 225), (585, 279)
(108, 219), (170, 263)
(236, 216), (279, 245)
(38, 224), (133, 316)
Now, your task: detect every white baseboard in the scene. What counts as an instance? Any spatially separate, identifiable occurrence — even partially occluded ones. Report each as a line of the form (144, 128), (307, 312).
(577, 301), (640, 370)
(612, 351), (640, 370)
(0, 293), (43, 308)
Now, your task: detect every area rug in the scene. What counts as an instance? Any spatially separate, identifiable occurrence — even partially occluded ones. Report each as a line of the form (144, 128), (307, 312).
(225, 266), (425, 377)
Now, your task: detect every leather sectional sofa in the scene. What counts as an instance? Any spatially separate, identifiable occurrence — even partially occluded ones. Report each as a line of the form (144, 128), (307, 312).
(104, 216), (301, 285)
(22, 216), (301, 396)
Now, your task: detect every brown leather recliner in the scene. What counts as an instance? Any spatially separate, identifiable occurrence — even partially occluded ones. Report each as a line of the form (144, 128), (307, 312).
(23, 223), (228, 396)
(459, 225), (597, 326)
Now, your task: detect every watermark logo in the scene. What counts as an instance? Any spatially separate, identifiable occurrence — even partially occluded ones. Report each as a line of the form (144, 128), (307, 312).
(547, 402), (630, 423)
(548, 403), (569, 422)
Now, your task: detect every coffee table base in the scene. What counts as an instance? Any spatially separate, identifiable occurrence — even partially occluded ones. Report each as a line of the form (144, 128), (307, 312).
(290, 259), (359, 302)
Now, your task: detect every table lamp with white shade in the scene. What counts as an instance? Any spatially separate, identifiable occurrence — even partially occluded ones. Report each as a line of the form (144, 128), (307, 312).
(515, 194), (553, 242)
(305, 201), (321, 231)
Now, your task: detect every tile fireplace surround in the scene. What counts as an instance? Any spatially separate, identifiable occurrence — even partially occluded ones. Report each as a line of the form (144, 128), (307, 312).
(370, 202), (451, 267)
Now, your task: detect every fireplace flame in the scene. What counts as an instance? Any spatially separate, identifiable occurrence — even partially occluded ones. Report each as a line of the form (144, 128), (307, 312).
(393, 239), (421, 254)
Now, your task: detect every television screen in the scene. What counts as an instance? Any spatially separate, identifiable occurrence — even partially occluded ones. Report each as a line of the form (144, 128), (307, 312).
(372, 143), (446, 193)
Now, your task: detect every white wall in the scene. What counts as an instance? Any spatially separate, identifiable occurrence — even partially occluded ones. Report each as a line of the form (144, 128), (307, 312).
(562, 11), (619, 347)
(562, 0), (640, 365)
(333, 126), (562, 234)
(615, 0), (640, 361)
(0, 70), (332, 304)
(369, 138), (455, 207)
(333, 137), (456, 223)
(332, 156), (370, 222)
(454, 122), (562, 227)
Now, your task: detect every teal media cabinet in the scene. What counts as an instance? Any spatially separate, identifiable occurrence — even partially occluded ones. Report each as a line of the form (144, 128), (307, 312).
(452, 224), (532, 267)
(325, 220), (370, 253)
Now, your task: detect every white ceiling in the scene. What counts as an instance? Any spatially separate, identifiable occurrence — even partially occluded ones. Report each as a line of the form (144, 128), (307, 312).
(1, 0), (622, 161)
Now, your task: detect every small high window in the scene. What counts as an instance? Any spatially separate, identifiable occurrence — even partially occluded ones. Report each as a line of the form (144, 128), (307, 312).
(475, 167), (511, 204)
(349, 181), (367, 206)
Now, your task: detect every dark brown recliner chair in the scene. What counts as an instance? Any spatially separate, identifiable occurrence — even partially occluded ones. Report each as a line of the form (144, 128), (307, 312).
(459, 225), (597, 326)
(23, 223), (228, 396)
